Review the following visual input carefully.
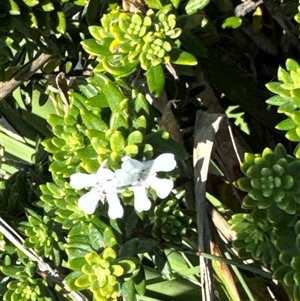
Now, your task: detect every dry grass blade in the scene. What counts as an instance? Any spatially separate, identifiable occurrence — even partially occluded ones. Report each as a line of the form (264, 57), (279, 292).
(193, 110), (224, 301)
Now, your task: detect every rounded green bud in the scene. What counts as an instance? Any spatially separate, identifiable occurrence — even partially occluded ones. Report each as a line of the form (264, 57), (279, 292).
(272, 163), (285, 176)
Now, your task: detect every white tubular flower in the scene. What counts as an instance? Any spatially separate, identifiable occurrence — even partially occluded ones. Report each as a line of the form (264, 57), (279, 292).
(115, 153), (176, 212)
(70, 165), (123, 219)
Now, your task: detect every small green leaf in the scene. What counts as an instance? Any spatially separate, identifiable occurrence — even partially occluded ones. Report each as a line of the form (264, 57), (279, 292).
(291, 111), (300, 125)
(127, 130), (143, 144)
(124, 144), (139, 156)
(56, 10), (66, 34)
(278, 101), (297, 114)
(294, 143), (300, 159)
(103, 227), (118, 247)
(222, 16), (242, 29)
(278, 66), (292, 83)
(75, 274), (90, 288)
(170, 50), (198, 65)
(88, 26), (104, 40)
(291, 89), (300, 107)
(81, 39), (113, 56)
(22, 0), (39, 7)
(146, 64), (165, 97)
(110, 131), (125, 152)
(280, 83), (295, 90)
(80, 107), (108, 131)
(265, 82), (291, 98)
(64, 271), (84, 291)
(185, 0), (210, 15)
(144, 0), (163, 9)
(286, 59), (299, 72)
(276, 118), (296, 131)
(8, 0), (20, 15)
(92, 74), (125, 110)
(110, 112), (129, 130)
(132, 115), (147, 133)
(47, 114), (64, 127)
(286, 128), (300, 142)
(102, 56), (138, 77)
(75, 146), (98, 161)
(134, 268), (146, 295)
(122, 278), (135, 301)
(266, 95), (290, 106)
(67, 257), (87, 271)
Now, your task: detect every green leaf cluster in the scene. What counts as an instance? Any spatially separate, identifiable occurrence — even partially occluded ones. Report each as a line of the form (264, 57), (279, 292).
(231, 144), (300, 301)
(266, 59), (300, 158)
(153, 198), (193, 245)
(82, 6), (196, 74)
(81, 5), (197, 96)
(19, 209), (63, 265)
(235, 144), (300, 214)
(67, 247), (137, 301)
(1, 261), (53, 301)
(42, 73), (154, 176)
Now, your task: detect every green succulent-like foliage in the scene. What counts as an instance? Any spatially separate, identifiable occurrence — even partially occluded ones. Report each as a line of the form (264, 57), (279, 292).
(42, 73), (154, 177)
(19, 209), (63, 265)
(235, 143), (300, 214)
(82, 5), (196, 74)
(39, 175), (85, 229)
(36, 71), (187, 300)
(1, 262), (52, 301)
(230, 212), (279, 267)
(266, 59), (300, 158)
(4, 277), (50, 301)
(68, 248), (136, 301)
(81, 5), (197, 96)
(232, 144), (300, 301)
(272, 222), (300, 300)
(153, 199), (193, 245)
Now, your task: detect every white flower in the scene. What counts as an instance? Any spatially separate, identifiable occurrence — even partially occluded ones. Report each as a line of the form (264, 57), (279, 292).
(70, 165), (123, 219)
(115, 153), (176, 212)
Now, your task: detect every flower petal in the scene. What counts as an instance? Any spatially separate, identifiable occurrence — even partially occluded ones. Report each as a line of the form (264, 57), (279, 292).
(121, 157), (142, 171)
(132, 186), (152, 212)
(107, 192), (124, 219)
(70, 173), (98, 189)
(115, 167), (138, 186)
(97, 167), (115, 181)
(78, 189), (101, 214)
(148, 176), (173, 198)
(150, 153), (176, 172)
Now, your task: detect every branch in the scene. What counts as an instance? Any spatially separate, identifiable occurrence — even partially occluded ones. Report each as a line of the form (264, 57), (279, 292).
(0, 52), (53, 101)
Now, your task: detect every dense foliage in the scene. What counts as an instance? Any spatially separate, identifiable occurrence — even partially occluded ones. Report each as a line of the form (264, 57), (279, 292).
(2, 0), (300, 300)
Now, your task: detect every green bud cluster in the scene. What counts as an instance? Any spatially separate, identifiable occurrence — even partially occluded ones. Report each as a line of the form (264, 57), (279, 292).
(39, 175), (81, 229)
(18, 209), (62, 264)
(82, 5), (196, 77)
(153, 199), (193, 245)
(69, 248), (136, 301)
(1, 263), (51, 301)
(235, 144), (300, 214)
(231, 143), (300, 301)
(4, 278), (49, 301)
(272, 222), (300, 301)
(230, 212), (279, 266)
